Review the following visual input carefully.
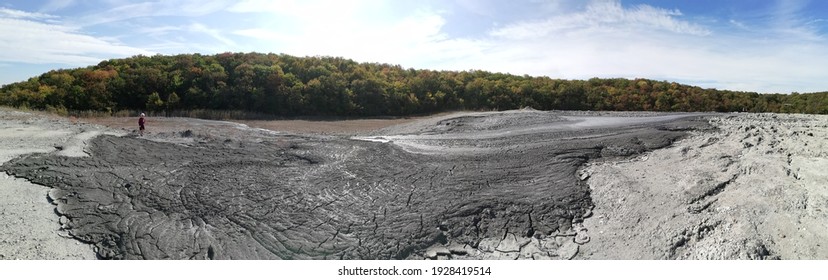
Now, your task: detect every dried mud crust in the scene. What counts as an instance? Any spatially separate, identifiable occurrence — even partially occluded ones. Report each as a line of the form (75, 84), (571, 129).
(0, 108), (130, 260)
(579, 113), (828, 260)
(1, 111), (710, 259)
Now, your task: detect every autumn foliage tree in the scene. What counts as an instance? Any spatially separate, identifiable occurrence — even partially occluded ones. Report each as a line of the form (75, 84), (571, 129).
(1, 52), (826, 116)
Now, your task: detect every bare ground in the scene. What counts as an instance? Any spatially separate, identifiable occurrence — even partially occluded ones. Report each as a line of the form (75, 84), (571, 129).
(1, 108), (825, 260)
(0, 109), (122, 260)
(578, 113), (828, 259)
(81, 113), (448, 136)
(1, 108), (703, 259)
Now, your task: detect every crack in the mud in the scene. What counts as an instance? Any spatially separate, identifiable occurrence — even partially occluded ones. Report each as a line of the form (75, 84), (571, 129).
(0, 113), (709, 259)
(688, 174), (739, 205)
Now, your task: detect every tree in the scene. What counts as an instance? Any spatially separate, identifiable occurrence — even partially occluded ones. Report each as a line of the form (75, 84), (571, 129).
(2, 52), (827, 116)
(146, 92), (164, 112)
(167, 92), (180, 111)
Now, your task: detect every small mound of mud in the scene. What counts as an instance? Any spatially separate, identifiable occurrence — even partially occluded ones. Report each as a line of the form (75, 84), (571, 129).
(433, 111), (566, 134)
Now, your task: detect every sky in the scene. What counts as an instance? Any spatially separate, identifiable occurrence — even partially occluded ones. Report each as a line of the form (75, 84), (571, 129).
(1, 0), (827, 93)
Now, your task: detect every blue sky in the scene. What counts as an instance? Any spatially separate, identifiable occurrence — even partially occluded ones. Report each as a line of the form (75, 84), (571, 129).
(1, 0), (827, 93)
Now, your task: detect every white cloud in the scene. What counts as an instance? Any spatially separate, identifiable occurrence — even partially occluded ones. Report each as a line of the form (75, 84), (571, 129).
(490, 1), (710, 39)
(0, 7), (59, 20)
(39, 0), (76, 13)
(3, 0), (828, 93)
(455, 0), (497, 17)
(459, 0), (828, 93)
(233, 28), (290, 41)
(229, 0), (369, 15)
(0, 10), (151, 65)
(224, 0), (828, 92)
(229, 0), (484, 67)
(76, 0), (234, 26)
(136, 25), (184, 37)
(226, 0), (717, 84)
(729, 19), (747, 29)
(188, 22), (237, 49)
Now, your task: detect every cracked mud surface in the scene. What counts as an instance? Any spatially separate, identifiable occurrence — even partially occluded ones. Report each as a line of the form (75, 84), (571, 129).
(580, 113), (828, 260)
(1, 109), (708, 259)
(0, 109), (121, 260)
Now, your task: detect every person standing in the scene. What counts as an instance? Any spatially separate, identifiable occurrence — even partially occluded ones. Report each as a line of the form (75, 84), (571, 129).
(139, 113), (146, 136)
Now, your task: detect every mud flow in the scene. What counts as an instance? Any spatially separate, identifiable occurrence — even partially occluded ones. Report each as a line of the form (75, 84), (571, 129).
(1, 110), (709, 259)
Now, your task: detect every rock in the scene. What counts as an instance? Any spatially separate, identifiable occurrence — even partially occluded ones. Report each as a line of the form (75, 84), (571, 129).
(477, 238), (499, 253)
(531, 252), (553, 260)
(557, 239), (579, 260)
(574, 229), (590, 245)
(519, 240), (544, 259)
(582, 209), (593, 219)
(425, 245), (451, 259)
(579, 170), (591, 181)
(496, 233), (530, 252)
(553, 228), (577, 237)
(540, 237), (560, 251)
(448, 243), (469, 255)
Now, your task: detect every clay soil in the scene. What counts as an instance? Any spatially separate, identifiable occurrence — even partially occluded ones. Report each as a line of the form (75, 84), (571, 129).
(81, 114), (450, 136)
(1, 108), (826, 260)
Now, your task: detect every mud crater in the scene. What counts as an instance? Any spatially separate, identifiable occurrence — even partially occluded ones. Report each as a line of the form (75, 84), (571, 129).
(1, 111), (708, 259)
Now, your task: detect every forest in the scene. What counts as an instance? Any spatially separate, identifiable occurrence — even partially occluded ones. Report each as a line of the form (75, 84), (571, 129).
(1, 52), (827, 116)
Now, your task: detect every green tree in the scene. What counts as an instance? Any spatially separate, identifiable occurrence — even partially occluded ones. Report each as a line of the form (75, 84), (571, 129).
(2, 52), (827, 116)
(146, 92), (165, 112)
(166, 92), (180, 111)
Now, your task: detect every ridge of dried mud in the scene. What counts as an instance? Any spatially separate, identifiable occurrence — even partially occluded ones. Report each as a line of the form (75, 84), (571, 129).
(1, 110), (711, 259)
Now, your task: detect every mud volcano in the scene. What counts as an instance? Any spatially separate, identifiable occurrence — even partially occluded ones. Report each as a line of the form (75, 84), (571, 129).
(1, 111), (710, 259)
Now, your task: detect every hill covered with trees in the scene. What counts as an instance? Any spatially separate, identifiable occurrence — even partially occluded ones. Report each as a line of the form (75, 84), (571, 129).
(1, 52), (827, 116)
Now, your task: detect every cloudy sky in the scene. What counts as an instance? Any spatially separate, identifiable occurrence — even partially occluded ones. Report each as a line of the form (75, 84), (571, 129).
(1, 0), (827, 93)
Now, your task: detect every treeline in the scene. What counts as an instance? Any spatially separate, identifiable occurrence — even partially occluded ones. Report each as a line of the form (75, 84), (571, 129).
(1, 52), (827, 116)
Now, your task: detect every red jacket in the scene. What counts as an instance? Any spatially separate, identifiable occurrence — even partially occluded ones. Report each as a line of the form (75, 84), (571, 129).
(139, 117), (145, 126)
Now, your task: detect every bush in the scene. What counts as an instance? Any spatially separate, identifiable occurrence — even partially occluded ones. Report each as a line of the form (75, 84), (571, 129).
(45, 105), (69, 116)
